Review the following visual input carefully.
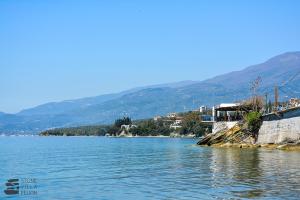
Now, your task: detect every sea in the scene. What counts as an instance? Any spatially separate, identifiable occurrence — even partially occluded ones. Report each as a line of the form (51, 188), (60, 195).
(0, 137), (299, 200)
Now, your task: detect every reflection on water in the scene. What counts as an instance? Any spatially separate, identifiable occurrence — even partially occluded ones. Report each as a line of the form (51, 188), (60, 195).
(0, 137), (299, 200)
(210, 148), (263, 198)
(210, 148), (300, 199)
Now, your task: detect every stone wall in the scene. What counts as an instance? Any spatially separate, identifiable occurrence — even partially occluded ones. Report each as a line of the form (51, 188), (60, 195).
(257, 116), (300, 144)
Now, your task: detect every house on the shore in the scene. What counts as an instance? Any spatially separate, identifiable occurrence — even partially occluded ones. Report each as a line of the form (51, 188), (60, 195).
(211, 103), (250, 133)
(167, 113), (177, 118)
(170, 119), (182, 130)
(121, 124), (137, 131)
(212, 103), (246, 122)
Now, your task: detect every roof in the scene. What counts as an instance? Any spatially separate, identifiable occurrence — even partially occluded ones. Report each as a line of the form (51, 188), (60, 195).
(214, 103), (247, 111)
(219, 103), (240, 107)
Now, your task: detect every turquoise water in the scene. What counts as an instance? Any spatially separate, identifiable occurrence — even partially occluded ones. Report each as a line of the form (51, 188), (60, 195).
(0, 137), (299, 200)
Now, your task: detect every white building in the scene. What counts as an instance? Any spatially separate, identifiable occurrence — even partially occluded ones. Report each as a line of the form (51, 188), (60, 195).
(212, 103), (248, 134)
(121, 124), (137, 131)
(170, 119), (182, 130)
(199, 105), (207, 113)
(153, 116), (162, 121)
(212, 103), (241, 122)
(167, 113), (177, 118)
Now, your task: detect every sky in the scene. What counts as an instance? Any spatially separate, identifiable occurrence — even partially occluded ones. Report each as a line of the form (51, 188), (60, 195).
(0, 0), (300, 113)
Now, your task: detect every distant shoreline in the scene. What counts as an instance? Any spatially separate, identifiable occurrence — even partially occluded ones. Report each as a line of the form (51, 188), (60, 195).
(39, 135), (199, 139)
(1, 134), (198, 139)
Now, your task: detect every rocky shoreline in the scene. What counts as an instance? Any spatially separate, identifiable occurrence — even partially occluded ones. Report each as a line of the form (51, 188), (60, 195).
(197, 123), (300, 151)
(201, 142), (300, 151)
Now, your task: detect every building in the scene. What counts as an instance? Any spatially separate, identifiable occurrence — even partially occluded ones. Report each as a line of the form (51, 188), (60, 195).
(167, 113), (177, 118)
(199, 105), (207, 113)
(289, 98), (300, 108)
(170, 119), (182, 130)
(153, 116), (162, 121)
(212, 103), (251, 134)
(201, 115), (212, 122)
(121, 124), (130, 131)
(121, 124), (137, 131)
(212, 103), (246, 122)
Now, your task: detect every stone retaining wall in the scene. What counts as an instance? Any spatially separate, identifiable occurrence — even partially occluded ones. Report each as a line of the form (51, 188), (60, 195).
(257, 116), (300, 144)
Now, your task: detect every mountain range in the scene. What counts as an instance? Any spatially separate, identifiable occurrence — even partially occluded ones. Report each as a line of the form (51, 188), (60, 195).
(1, 52), (300, 134)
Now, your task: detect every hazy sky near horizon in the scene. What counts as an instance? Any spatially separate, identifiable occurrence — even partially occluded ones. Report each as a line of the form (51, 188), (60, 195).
(1, 0), (300, 113)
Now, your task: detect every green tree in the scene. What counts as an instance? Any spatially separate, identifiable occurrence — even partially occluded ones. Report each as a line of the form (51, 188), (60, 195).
(114, 117), (132, 127)
(180, 112), (201, 135)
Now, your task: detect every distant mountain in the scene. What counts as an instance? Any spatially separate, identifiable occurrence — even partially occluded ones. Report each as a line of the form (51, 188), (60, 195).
(1, 52), (300, 134)
(17, 80), (199, 116)
(205, 52), (300, 90)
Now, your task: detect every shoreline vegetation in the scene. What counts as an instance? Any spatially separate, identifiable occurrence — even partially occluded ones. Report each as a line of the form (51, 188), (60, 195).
(40, 112), (212, 138)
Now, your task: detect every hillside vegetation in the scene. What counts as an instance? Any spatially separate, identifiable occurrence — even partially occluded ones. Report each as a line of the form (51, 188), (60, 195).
(40, 112), (212, 137)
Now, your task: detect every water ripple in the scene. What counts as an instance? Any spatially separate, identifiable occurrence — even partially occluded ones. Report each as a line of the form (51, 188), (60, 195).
(0, 137), (299, 200)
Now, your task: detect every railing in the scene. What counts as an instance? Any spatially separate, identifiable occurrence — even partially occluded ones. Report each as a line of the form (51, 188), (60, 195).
(263, 101), (300, 115)
(216, 115), (243, 122)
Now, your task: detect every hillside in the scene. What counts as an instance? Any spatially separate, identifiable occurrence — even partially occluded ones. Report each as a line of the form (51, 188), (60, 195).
(17, 80), (197, 116)
(1, 52), (300, 134)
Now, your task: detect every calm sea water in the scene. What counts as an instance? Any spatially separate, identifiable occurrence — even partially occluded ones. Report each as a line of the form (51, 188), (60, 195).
(0, 137), (299, 200)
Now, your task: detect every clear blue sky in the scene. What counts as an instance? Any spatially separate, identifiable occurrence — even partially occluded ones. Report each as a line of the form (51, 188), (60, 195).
(1, 0), (300, 113)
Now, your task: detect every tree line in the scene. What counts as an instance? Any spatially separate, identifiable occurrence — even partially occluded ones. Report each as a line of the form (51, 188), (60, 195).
(40, 114), (212, 137)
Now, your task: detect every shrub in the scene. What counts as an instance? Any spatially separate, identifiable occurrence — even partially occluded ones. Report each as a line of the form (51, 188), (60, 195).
(245, 111), (262, 134)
